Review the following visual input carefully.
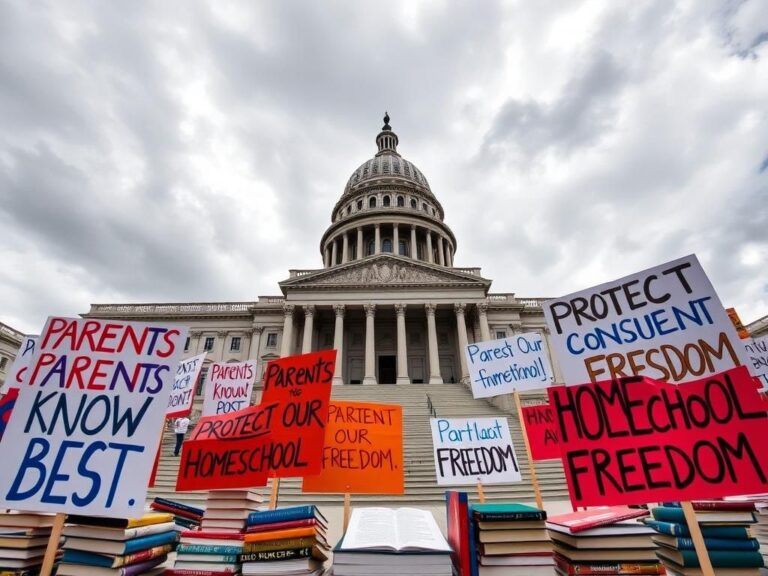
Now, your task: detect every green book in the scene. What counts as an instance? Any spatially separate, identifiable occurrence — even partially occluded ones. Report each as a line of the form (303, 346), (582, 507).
(471, 503), (546, 522)
(656, 547), (765, 568)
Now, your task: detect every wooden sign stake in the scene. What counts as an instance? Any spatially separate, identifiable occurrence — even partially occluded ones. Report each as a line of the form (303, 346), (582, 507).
(268, 477), (280, 510)
(476, 479), (486, 503)
(343, 491), (351, 532)
(513, 390), (544, 511)
(40, 512), (65, 576)
(681, 501), (715, 576)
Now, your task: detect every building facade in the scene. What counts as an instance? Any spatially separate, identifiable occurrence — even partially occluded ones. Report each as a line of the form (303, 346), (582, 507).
(0, 321), (24, 389)
(85, 116), (567, 390)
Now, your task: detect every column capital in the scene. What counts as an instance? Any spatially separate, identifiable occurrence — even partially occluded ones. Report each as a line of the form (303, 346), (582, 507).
(477, 302), (489, 315)
(217, 330), (227, 338)
(333, 304), (346, 318)
(251, 324), (264, 335)
(395, 303), (407, 316)
(454, 302), (466, 315)
(509, 321), (524, 333)
(425, 303), (437, 316)
(189, 330), (202, 338)
(411, 223), (417, 230)
(303, 304), (316, 317)
(375, 223), (380, 229)
(364, 303), (377, 317)
(282, 304), (295, 317)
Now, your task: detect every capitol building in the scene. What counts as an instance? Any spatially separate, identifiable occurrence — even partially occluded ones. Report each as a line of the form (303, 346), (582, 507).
(86, 115), (563, 391)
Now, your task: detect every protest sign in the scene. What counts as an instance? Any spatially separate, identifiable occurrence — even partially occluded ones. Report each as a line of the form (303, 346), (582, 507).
(430, 416), (522, 486)
(0, 317), (187, 517)
(466, 333), (554, 398)
(176, 404), (272, 491)
(4, 335), (38, 390)
(260, 349), (335, 477)
(302, 401), (403, 494)
(543, 254), (750, 385)
(726, 307), (750, 340)
(202, 360), (257, 416)
(745, 336), (768, 388)
(521, 404), (560, 461)
(167, 352), (206, 418)
(549, 366), (768, 507)
(0, 388), (19, 441)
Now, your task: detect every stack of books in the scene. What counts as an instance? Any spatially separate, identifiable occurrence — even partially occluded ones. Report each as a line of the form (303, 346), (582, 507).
(471, 503), (552, 575)
(727, 494), (768, 566)
(169, 489), (263, 575)
(333, 507), (452, 576)
(547, 507), (662, 575)
(240, 505), (329, 576)
(0, 511), (58, 575)
(57, 512), (177, 576)
(150, 497), (204, 532)
(645, 502), (765, 575)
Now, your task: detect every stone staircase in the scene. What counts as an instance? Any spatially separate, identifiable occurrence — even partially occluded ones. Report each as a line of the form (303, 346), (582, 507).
(147, 384), (568, 508)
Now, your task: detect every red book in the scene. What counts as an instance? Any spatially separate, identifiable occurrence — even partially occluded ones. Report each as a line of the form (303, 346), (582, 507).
(165, 570), (238, 576)
(445, 491), (471, 576)
(180, 530), (244, 540)
(553, 552), (664, 575)
(692, 500), (756, 512)
(150, 501), (203, 521)
(245, 518), (318, 533)
(547, 507), (649, 533)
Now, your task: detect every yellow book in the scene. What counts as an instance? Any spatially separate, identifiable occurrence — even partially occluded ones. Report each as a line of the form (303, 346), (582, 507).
(66, 512), (174, 529)
(244, 526), (317, 543)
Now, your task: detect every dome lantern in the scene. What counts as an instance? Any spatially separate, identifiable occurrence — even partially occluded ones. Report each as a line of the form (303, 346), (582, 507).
(375, 111), (399, 156)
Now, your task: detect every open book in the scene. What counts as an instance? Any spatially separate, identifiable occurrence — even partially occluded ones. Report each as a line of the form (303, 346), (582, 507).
(339, 508), (451, 553)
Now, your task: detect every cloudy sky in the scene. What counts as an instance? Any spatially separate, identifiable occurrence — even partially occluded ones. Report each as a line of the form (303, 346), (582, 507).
(1, 0), (767, 335)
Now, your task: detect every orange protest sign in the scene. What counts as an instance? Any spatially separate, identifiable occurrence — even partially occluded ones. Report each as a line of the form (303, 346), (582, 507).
(302, 401), (403, 495)
(726, 307), (750, 340)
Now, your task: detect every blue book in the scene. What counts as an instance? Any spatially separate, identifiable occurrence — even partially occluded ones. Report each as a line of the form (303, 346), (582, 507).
(247, 505), (326, 527)
(153, 497), (204, 517)
(63, 529), (178, 556)
(643, 519), (752, 540)
(656, 547), (765, 568)
(653, 533), (760, 551)
(176, 543), (244, 555)
(651, 506), (756, 525)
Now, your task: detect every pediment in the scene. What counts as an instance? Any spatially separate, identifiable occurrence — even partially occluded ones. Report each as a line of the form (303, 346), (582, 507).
(280, 255), (491, 292)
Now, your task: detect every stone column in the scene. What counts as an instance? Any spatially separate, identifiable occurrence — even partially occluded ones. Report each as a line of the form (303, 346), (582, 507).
(215, 331), (227, 361)
(324, 246), (330, 268)
(426, 230), (434, 263)
(410, 225), (417, 259)
(455, 303), (470, 382)
(280, 304), (295, 357)
(395, 304), (410, 385)
(447, 244), (453, 267)
(477, 302), (492, 341)
(363, 303), (377, 385)
(425, 303), (443, 384)
(302, 305), (315, 354)
(374, 224), (381, 255)
(248, 326), (263, 360)
(437, 236), (446, 266)
(189, 331), (202, 354)
(356, 227), (363, 259)
(393, 224), (399, 255)
(332, 305), (345, 385)
(342, 233), (349, 264)
(331, 239), (338, 267)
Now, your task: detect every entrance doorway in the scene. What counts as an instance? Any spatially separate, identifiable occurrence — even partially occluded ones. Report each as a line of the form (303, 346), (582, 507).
(378, 355), (396, 384)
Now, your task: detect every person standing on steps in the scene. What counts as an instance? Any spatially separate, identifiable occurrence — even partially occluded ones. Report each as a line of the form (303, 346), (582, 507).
(173, 415), (191, 456)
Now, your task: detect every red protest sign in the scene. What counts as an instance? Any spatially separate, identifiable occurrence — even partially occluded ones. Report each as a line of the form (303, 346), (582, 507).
(549, 366), (768, 508)
(176, 404), (273, 491)
(259, 349), (336, 477)
(521, 404), (560, 461)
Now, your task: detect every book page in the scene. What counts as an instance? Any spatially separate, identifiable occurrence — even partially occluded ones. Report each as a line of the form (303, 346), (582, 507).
(340, 508), (398, 550)
(395, 508), (451, 551)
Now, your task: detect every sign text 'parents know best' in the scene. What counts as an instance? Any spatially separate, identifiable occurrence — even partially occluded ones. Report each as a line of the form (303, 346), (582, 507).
(0, 318), (186, 517)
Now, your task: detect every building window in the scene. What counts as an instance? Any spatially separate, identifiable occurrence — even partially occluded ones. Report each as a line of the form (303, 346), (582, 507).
(369, 197), (377, 208)
(410, 198), (417, 208)
(346, 205), (351, 215)
(399, 240), (408, 256)
(422, 203), (428, 211)
(197, 367), (208, 395)
(496, 330), (507, 340)
(230, 337), (241, 352)
(382, 238), (393, 253)
(432, 208), (437, 215)
(184, 337), (190, 351)
(383, 195), (391, 207)
(397, 195), (404, 207)
(0, 357), (7, 371)
(367, 239), (375, 256)
(266, 333), (278, 347)
(203, 337), (215, 351)
(357, 200), (363, 210)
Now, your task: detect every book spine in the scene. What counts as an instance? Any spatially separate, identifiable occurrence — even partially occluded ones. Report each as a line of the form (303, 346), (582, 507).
(124, 531), (178, 554)
(243, 537), (316, 553)
(673, 537), (760, 551)
(176, 544), (243, 555)
(165, 570), (237, 576)
(245, 518), (315, 533)
(691, 501), (755, 512)
(154, 498), (205, 517)
(247, 506), (313, 525)
(151, 501), (204, 521)
(117, 544), (173, 567)
(474, 511), (546, 521)
(243, 526), (316, 542)
(553, 555), (663, 575)
(238, 546), (312, 562)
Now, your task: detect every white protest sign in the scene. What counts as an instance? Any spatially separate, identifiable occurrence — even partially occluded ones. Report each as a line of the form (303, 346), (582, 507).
(4, 335), (38, 391)
(202, 360), (257, 416)
(167, 352), (207, 418)
(430, 416), (521, 486)
(745, 336), (768, 388)
(466, 333), (553, 398)
(0, 317), (187, 517)
(542, 254), (750, 385)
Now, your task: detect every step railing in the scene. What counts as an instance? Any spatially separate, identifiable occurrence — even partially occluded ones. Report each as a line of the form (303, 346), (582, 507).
(426, 393), (437, 418)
